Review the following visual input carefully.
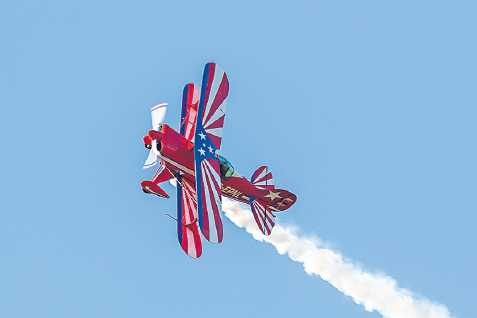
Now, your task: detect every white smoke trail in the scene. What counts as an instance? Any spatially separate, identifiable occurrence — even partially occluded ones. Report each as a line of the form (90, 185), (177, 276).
(222, 199), (454, 318)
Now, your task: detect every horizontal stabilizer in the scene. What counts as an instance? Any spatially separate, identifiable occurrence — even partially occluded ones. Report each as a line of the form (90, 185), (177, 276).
(249, 199), (275, 235)
(194, 63), (228, 243)
(251, 166), (274, 189)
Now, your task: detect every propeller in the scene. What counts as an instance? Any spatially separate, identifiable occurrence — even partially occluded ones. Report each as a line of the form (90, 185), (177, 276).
(151, 102), (167, 130)
(143, 102), (168, 169)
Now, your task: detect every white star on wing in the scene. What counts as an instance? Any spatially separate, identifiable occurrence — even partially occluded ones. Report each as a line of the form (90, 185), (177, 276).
(265, 190), (281, 201)
(198, 132), (206, 140)
(208, 146), (214, 153)
(198, 148), (206, 156)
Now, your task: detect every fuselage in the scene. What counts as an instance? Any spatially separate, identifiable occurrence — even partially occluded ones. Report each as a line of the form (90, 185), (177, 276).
(152, 124), (296, 211)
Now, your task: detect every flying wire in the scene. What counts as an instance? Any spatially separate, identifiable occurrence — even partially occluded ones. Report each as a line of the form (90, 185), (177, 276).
(164, 213), (178, 222)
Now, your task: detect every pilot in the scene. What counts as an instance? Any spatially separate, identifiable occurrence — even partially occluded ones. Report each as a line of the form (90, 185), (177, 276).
(219, 156), (234, 178)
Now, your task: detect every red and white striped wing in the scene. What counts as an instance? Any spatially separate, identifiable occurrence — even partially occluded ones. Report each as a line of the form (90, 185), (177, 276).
(250, 199), (276, 236)
(195, 157), (223, 243)
(194, 63), (228, 243)
(251, 166), (275, 189)
(177, 176), (202, 258)
(198, 63), (229, 150)
(180, 83), (200, 144)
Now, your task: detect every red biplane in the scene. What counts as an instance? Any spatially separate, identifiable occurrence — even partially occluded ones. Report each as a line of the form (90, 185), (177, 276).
(141, 63), (296, 258)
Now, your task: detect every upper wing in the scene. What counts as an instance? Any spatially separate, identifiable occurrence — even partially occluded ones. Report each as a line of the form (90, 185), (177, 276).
(193, 63), (229, 243)
(197, 63), (229, 150)
(180, 83), (200, 144)
(194, 154), (223, 243)
(177, 175), (202, 258)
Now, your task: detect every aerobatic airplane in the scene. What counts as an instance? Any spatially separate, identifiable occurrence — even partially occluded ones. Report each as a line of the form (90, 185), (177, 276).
(141, 63), (297, 258)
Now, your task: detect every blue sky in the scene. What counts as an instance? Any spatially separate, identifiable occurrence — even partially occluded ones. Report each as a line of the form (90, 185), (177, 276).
(1, 1), (476, 317)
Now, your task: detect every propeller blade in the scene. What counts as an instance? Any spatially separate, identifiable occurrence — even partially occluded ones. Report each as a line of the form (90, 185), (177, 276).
(151, 102), (168, 130)
(143, 149), (158, 169)
(144, 102), (166, 169)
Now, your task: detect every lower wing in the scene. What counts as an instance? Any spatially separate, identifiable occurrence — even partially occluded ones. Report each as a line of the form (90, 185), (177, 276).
(177, 175), (202, 258)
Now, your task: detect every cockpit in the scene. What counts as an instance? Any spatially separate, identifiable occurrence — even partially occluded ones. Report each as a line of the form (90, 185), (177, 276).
(218, 155), (234, 178)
